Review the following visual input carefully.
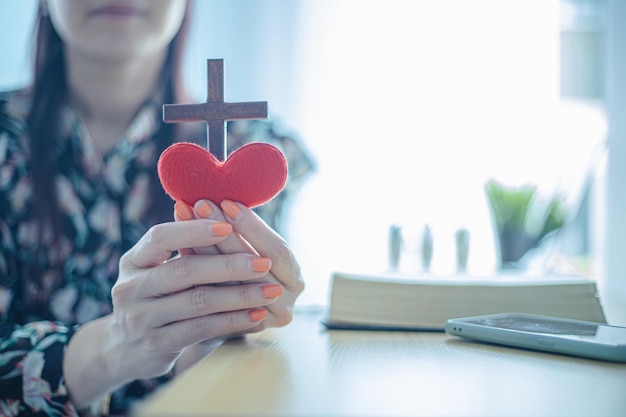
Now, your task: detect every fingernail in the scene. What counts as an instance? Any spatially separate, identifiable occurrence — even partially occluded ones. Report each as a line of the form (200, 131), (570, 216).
(249, 308), (268, 322)
(251, 257), (271, 272)
(261, 284), (283, 298)
(195, 200), (213, 219)
(174, 201), (194, 221)
(210, 222), (232, 236)
(221, 200), (241, 220)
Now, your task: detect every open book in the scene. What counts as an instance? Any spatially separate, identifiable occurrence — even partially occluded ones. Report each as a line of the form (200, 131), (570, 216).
(323, 271), (606, 331)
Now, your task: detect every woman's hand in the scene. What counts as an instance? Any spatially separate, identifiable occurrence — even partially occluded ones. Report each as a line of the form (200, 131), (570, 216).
(64, 218), (283, 408)
(174, 199), (305, 333)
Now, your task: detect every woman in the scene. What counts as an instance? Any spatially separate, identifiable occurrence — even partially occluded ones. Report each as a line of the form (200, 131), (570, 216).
(0, 1), (305, 415)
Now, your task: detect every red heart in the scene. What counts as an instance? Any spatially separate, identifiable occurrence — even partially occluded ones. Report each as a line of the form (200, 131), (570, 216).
(157, 142), (288, 208)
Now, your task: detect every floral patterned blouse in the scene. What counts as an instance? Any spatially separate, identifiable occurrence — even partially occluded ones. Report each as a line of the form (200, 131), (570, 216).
(0, 90), (314, 416)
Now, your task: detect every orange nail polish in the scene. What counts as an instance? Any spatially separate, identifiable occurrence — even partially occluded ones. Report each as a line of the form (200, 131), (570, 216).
(251, 257), (271, 272)
(195, 200), (213, 219)
(221, 200), (241, 220)
(249, 309), (268, 322)
(262, 284), (283, 298)
(174, 201), (194, 221)
(211, 222), (233, 236)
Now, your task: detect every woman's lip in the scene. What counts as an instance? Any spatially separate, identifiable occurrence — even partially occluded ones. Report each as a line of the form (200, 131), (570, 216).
(88, 5), (147, 17)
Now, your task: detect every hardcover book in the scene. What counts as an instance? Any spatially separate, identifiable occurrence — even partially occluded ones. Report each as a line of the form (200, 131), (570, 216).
(324, 271), (606, 331)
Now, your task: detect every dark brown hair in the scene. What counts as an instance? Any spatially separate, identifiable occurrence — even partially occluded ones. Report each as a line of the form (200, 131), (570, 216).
(27, 1), (191, 244)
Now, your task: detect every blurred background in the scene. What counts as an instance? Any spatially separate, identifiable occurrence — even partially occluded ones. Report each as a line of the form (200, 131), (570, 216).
(1, 0), (624, 323)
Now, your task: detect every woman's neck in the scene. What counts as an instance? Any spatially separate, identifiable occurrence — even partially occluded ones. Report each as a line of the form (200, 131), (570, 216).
(65, 50), (168, 155)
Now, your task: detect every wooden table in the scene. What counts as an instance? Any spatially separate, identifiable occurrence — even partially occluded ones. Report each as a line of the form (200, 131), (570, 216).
(136, 310), (626, 417)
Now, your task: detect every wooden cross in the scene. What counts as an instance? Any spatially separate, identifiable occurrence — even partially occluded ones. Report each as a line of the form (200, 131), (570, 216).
(163, 59), (268, 161)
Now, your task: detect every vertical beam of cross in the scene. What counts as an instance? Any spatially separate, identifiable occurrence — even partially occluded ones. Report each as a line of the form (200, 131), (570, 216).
(163, 59), (268, 161)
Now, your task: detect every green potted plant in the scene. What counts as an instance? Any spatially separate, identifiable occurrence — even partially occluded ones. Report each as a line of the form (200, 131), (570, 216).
(485, 179), (567, 269)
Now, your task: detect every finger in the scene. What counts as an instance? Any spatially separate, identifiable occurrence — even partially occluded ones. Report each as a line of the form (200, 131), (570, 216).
(139, 253), (273, 298)
(174, 201), (195, 221)
(157, 308), (269, 351)
(195, 200), (257, 255)
(172, 205), (196, 256)
(121, 220), (232, 270)
(221, 200), (304, 292)
(173, 202), (220, 256)
(183, 200), (224, 256)
(192, 199), (215, 220)
(173, 210), (197, 256)
(142, 282), (283, 326)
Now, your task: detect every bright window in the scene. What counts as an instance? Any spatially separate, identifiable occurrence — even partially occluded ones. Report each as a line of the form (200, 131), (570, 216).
(281, 0), (606, 305)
